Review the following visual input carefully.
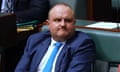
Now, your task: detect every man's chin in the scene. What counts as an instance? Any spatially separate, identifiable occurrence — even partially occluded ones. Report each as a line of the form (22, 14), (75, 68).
(57, 32), (68, 36)
(57, 34), (69, 39)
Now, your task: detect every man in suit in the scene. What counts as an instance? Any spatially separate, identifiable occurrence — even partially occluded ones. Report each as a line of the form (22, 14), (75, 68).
(0, 0), (49, 23)
(15, 3), (96, 72)
(0, 0), (49, 71)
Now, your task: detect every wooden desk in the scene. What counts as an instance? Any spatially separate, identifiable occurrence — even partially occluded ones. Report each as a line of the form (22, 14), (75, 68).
(76, 26), (120, 32)
(75, 19), (120, 32)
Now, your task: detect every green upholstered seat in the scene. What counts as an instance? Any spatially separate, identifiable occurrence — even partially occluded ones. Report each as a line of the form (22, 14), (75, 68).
(76, 28), (120, 62)
(75, 19), (120, 72)
(76, 28), (120, 72)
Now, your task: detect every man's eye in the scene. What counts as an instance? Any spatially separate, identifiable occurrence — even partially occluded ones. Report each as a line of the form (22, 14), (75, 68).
(65, 19), (72, 23)
(54, 19), (61, 22)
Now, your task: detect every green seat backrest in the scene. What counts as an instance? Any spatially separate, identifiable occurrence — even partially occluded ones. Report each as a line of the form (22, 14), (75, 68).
(76, 28), (120, 62)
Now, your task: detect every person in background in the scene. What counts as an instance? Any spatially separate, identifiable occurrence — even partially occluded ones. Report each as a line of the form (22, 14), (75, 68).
(15, 3), (96, 72)
(14, 0), (50, 23)
(0, 0), (49, 23)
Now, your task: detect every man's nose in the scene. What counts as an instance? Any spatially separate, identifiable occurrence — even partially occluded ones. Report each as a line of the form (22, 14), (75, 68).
(60, 20), (65, 26)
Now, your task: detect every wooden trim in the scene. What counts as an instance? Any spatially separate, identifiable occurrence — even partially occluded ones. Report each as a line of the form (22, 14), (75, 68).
(75, 26), (120, 32)
(87, 0), (93, 20)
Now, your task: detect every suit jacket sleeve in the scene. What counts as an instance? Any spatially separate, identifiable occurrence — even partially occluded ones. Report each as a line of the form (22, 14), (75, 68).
(66, 39), (96, 72)
(15, 36), (33, 72)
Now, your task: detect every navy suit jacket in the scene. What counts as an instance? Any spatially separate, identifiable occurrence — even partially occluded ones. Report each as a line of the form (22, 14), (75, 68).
(0, 0), (49, 23)
(15, 31), (96, 72)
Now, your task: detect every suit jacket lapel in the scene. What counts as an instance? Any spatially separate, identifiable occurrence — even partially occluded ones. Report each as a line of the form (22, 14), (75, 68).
(55, 43), (72, 72)
(33, 38), (51, 71)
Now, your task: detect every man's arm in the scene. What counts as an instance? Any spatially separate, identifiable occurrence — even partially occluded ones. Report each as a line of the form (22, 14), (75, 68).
(66, 39), (96, 72)
(15, 37), (33, 72)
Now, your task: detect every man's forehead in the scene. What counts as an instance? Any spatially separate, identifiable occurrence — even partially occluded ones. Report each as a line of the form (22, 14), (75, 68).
(51, 4), (72, 13)
(48, 4), (75, 19)
(50, 5), (73, 15)
(50, 10), (74, 19)
(51, 5), (70, 12)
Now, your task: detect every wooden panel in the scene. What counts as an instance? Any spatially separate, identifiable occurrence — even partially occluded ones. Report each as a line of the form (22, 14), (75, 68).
(87, 0), (93, 20)
(87, 0), (113, 22)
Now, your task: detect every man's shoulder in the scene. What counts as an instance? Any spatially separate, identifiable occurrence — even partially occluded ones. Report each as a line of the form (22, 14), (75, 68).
(28, 31), (50, 41)
(70, 31), (93, 45)
(31, 30), (50, 37)
(75, 31), (92, 39)
(68, 31), (94, 49)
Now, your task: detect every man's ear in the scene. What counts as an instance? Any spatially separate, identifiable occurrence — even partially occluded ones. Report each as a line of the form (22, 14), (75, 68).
(45, 19), (49, 25)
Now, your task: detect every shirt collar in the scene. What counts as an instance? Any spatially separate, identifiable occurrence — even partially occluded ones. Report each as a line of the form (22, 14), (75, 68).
(50, 38), (66, 46)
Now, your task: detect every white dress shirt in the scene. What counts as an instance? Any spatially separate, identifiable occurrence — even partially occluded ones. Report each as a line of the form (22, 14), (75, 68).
(37, 38), (65, 72)
(1, 0), (7, 13)
(1, 0), (13, 13)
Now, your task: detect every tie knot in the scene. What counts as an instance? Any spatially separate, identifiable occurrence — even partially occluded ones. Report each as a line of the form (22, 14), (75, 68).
(54, 42), (62, 47)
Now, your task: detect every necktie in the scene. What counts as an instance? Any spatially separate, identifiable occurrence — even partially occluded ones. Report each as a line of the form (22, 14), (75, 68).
(43, 42), (62, 72)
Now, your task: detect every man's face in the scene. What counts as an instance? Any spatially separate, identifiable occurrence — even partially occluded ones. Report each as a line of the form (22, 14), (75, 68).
(47, 5), (75, 41)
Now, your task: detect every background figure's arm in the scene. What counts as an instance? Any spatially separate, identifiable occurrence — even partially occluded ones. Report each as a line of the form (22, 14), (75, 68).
(15, 0), (49, 23)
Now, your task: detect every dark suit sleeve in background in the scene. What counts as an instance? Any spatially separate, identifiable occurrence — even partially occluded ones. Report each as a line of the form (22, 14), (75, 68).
(14, 0), (50, 23)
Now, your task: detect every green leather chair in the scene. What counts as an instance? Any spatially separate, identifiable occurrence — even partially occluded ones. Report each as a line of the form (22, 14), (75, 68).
(74, 19), (120, 72)
(76, 28), (120, 72)
(76, 28), (120, 61)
